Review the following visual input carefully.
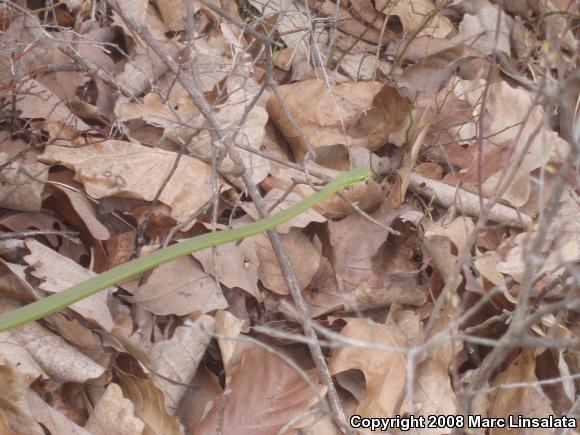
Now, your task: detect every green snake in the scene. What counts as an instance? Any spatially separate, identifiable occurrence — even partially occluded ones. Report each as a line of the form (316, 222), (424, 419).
(0, 169), (371, 332)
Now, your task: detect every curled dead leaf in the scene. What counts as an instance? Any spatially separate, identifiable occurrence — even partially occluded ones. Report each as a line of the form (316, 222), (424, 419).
(39, 140), (225, 225)
(329, 318), (408, 417)
(121, 255), (227, 316)
(268, 80), (410, 162)
(195, 346), (325, 435)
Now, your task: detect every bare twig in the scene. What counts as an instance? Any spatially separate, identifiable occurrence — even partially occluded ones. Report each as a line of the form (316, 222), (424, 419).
(103, 1), (351, 431)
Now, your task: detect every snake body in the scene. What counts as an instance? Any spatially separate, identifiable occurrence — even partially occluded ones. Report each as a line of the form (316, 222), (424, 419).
(0, 169), (371, 331)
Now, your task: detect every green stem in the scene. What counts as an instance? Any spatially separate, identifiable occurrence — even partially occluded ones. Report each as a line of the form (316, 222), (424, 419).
(0, 169), (371, 332)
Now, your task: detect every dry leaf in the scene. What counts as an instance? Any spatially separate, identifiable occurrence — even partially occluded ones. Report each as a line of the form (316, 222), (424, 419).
(115, 92), (200, 138)
(393, 307), (458, 434)
(268, 80), (410, 162)
(176, 365), (223, 433)
(149, 315), (214, 410)
(116, 47), (179, 97)
(318, 0), (389, 46)
(45, 313), (101, 350)
(328, 208), (427, 310)
(249, 0), (319, 64)
(116, 367), (181, 435)
(214, 310), (247, 375)
(329, 318), (407, 417)
(374, 0), (454, 38)
(194, 346), (325, 435)
(40, 140), (223, 224)
(451, 4), (511, 55)
(253, 228), (321, 295)
(24, 240), (114, 332)
(474, 251), (506, 287)
(0, 258), (36, 302)
(461, 80), (563, 207)
(516, 383), (557, 435)
(1, 0), (577, 431)
(399, 46), (479, 98)
(112, 0), (169, 44)
(488, 349), (536, 435)
(241, 189), (327, 234)
(0, 298), (47, 382)
(7, 321), (106, 383)
(13, 80), (90, 130)
(28, 392), (91, 435)
(122, 255), (227, 316)
(193, 237), (260, 299)
(44, 183), (111, 241)
(0, 211), (71, 249)
(156, 0), (188, 31)
(0, 133), (49, 212)
(85, 383), (145, 435)
(409, 358), (458, 434)
(0, 363), (45, 435)
(0, 409), (16, 435)
(186, 75), (271, 187)
(38, 30), (115, 117)
(0, 15), (53, 82)
(536, 348), (574, 415)
(265, 164), (383, 218)
(386, 36), (457, 62)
